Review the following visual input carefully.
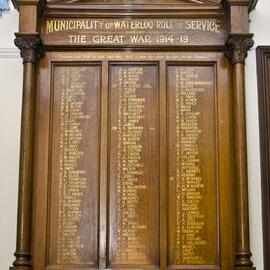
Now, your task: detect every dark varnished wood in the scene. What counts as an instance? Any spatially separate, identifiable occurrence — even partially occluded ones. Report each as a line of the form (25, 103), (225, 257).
(30, 51), (234, 270)
(47, 64), (101, 266)
(11, 0), (259, 11)
(10, 1), (257, 270)
(167, 64), (218, 266)
(108, 63), (159, 267)
(226, 34), (254, 269)
(11, 33), (42, 270)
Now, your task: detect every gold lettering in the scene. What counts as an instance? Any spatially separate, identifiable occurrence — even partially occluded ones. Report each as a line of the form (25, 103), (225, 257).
(130, 20), (154, 29)
(116, 67), (147, 263)
(174, 67), (213, 264)
(156, 20), (173, 29)
(60, 20), (66, 31)
(54, 21), (60, 32)
(130, 35), (151, 44)
(68, 35), (87, 44)
(185, 20), (220, 33)
(46, 20), (54, 33)
(57, 67), (89, 264)
(68, 20), (75, 30)
(92, 35), (125, 44)
(45, 19), (222, 35)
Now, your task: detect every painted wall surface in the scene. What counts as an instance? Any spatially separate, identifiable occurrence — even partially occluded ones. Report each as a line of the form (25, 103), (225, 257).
(0, 1), (268, 270)
(0, 5), (22, 270)
(245, 1), (270, 269)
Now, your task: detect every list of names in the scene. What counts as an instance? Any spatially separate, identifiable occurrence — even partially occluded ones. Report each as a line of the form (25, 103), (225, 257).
(57, 67), (89, 264)
(174, 67), (213, 264)
(115, 67), (147, 262)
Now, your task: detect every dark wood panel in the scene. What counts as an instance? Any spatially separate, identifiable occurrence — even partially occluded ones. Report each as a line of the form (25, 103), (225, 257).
(47, 64), (101, 267)
(10, 0), (256, 269)
(46, 0), (222, 5)
(31, 51), (234, 270)
(40, 18), (226, 48)
(257, 46), (270, 270)
(108, 63), (160, 267)
(167, 65), (218, 266)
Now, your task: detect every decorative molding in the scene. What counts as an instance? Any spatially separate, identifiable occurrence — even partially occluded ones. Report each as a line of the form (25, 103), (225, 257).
(226, 33), (254, 64)
(10, 32), (41, 270)
(46, 0), (221, 3)
(0, 48), (20, 58)
(12, 0), (224, 9)
(10, 0), (258, 11)
(14, 33), (42, 63)
(256, 46), (270, 270)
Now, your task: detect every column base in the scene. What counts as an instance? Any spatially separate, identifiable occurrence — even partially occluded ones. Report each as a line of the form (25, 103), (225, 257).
(10, 266), (31, 270)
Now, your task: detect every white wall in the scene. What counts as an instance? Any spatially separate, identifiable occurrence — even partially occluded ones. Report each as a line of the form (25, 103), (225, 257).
(245, 1), (270, 269)
(0, 5), (22, 270)
(0, 1), (268, 270)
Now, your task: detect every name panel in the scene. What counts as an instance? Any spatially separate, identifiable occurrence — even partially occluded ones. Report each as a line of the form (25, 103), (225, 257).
(41, 18), (225, 47)
(167, 65), (219, 266)
(108, 63), (160, 266)
(48, 64), (101, 267)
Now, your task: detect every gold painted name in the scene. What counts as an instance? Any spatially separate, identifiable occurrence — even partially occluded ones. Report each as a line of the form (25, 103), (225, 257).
(46, 19), (221, 33)
(185, 20), (220, 33)
(67, 34), (189, 45)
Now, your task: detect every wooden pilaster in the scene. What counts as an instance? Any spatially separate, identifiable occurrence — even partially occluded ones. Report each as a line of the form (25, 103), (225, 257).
(10, 33), (42, 270)
(226, 33), (255, 270)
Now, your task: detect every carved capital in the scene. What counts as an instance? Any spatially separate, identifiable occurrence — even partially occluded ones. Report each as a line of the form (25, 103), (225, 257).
(226, 34), (254, 64)
(14, 33), (42, 63)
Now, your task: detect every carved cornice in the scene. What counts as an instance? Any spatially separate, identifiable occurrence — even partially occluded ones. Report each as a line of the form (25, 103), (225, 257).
(222, 0), (258, 11)
(12, 0), (44, 8)
(226, 34), (254, 64)
(11, 0), (258, 11)
(14, 33), (42, 63)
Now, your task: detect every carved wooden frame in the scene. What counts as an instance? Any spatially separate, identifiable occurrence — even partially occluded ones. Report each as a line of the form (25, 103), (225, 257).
(11, 0), (259, 11)
(9, 1), (258, 270)
(256, 46), (270, 270)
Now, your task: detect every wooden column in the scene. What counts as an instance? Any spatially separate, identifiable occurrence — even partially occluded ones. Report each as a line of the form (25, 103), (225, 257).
(226, 33), (255, 270)
(10, 33), (41, 270)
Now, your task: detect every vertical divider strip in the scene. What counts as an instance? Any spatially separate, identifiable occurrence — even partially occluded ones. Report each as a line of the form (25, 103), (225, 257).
(159, 60), (167, 269)
(99, 61), (109, 269)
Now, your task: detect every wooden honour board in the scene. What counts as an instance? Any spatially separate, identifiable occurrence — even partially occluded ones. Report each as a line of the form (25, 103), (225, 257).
(33, 48), (234, 270)
(20, 2), (241, 269)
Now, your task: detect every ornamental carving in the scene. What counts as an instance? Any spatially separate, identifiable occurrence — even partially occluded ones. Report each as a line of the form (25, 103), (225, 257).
(14, 34), (42, 63)
(226, 34), (254, 64)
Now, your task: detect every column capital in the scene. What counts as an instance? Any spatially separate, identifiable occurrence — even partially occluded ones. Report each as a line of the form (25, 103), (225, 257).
(226, 33), (254, 64)
(14, 33), (42, 63)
